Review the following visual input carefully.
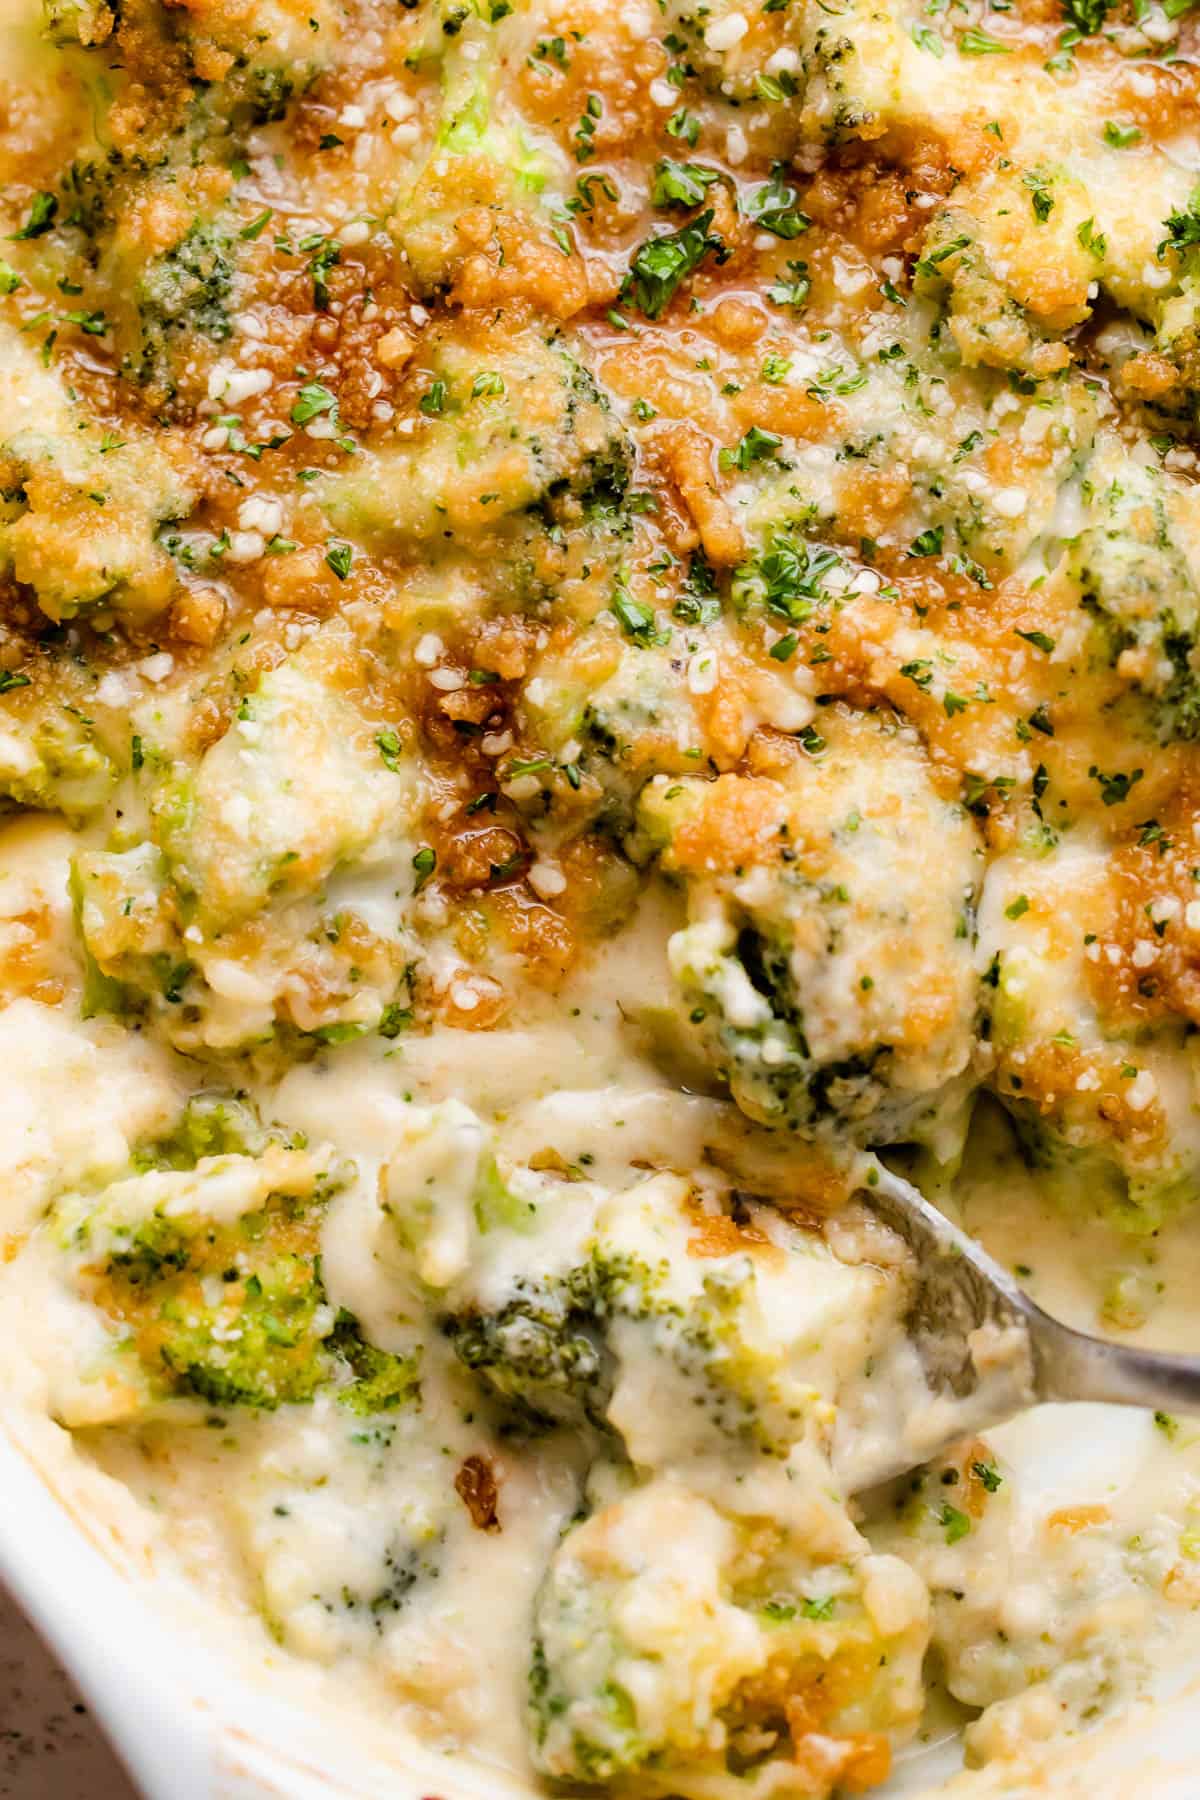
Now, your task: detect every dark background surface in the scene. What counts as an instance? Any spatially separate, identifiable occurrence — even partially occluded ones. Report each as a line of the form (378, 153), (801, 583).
(0, 1584), (138, 1799)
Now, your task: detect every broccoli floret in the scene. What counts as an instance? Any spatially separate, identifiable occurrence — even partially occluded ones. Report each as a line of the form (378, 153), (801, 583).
(57, 154), (122, 246)
(388, 7), (554, 293)
(419, 1158), (908, 1468)
(990, 1037), (1200, 1236)
(0, 322), (196, 622)
(529, 1478), (929, 1796)
(131, 1092), (277, 1170)
(913, 208), (1075, 377)
(234, 1459), (444, 1658)
(0, 654), (117, 820)
(77, 1156), (340, 1410)
(42, 0), (112, 45)
(640, 708), (982, 1155)
(663, 0), (942, 144)
(1070, 435), (1200, 742)
(244, 65), (298, 123)
(131, 221), (235, 397)
(43, 0), (337, 133)
(444, 1245), (781, 1446)
(71, 622), (422, 1053)
(52, 1132), (420, 1417)
(980, 850), (1200, 1233)
(327, 1309), (422, 1415)
(445, 1271), (610, 1431)
(320, 322), (631, 549)
(529, 637), (711, 832)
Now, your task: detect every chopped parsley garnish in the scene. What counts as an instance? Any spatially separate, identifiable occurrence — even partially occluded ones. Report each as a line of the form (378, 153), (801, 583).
(1062, 0), (1110, 32)
(621, 210), (725, 318)
(1023, 169), (1055, 223)
(720, 425), (783, 471)
(908, 525), (944, 557)
(307, 237), (341, 309)
(1077, 216), (1106, 258)
(325, 541), (353, 580)
(651, 158), (720, 209)
(419, 379), (448, 416)
(611, 584), (659, 643)
(959, 25), (1010, 50)
(914, 235), (970, 278)
(743, 170), (810, 239)
(573, 93), (602, 162)
(10, 192), (57, 240)
(1162, 190), (1200, 255)
(666, 107), (700, 147)
(910, 22), (945, 54)
(375, 729), (404, 771)
(1089, 764), (1144, 806)
(1103, 120), (1141, 148)
(766, 260), (811, 310)
(471, 370), (506, 397)
(938, 1502), (971, 1544)
(291, 381), (338, 424)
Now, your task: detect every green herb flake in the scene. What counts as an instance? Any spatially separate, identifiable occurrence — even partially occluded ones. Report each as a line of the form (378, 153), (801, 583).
(325, 541), (353, 580)
(743, 170), (810, 239)
(939, 1503), (971, 1544)
(959, 24), (1010, 50)
(419, 379), (448, 416)
(611, 584), (658, 643)
(1089, 764), (1144, 806)
(720, 425), (783, 472)
(291, 381), (338, 425)
(1103, 120), (1141, 147)
(971, 1461), (1003, 1493)
(10, 193), (57, 240)
(622, 210), (725, 319)
(375, 729), (404, 771)
(908, 525), (944, 557)
(651, 158), (720, 209)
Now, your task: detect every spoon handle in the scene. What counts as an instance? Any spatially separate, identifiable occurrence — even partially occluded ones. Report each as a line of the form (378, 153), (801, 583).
(845, 1162), (1200, 1487)
(1028, 1305), (1200, 1417)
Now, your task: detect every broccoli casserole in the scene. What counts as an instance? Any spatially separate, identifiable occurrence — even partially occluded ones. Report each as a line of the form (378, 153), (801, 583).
(7, 0), (1200, 1787)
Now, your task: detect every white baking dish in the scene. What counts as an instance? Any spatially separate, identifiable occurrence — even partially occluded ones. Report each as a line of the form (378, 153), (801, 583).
(4, 1398), (1200, 1800)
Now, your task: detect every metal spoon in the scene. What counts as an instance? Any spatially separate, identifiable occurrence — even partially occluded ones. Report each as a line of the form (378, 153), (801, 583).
(838, 1160), (1200, 1491)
